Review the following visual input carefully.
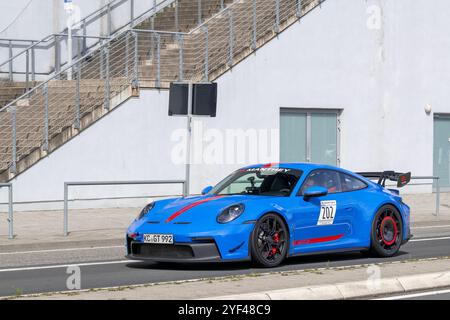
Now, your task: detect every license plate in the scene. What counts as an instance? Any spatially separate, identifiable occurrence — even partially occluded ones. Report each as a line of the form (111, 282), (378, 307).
(143, 234), (174, 244)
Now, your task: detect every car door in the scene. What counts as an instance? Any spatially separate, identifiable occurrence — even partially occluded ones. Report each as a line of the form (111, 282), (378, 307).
(291, 170), (356, 254)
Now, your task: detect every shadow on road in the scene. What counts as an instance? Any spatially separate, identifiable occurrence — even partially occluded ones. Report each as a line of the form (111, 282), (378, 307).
(124, 250), (411, 272)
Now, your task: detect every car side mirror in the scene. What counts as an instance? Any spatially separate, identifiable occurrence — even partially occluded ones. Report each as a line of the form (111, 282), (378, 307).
(201, 186), (213, 195)
(303, 186), (328, 200)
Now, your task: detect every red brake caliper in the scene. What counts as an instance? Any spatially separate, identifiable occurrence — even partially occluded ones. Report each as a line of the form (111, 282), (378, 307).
(270, 232), (280, 256)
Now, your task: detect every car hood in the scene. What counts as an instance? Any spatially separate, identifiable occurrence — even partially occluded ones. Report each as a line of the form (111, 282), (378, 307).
(142, 194), (279, 224)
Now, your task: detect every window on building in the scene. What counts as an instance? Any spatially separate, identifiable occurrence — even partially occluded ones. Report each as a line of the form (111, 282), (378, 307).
(280, 110), (339, 166)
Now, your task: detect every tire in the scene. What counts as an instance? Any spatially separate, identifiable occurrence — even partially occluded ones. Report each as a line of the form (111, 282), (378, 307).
(250, 213), (289, 268)
(369, 205), (403, 257)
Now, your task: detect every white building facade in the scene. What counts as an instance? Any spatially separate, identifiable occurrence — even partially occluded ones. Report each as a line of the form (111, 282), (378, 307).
(0, 0), (449, 210)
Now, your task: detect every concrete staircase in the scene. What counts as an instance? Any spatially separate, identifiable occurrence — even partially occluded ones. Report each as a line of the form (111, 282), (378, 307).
(0, 81), (34, 115)
(0, 0), (322, 181)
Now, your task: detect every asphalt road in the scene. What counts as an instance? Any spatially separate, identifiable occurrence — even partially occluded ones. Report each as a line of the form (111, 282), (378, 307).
(0, 234), (450, 298)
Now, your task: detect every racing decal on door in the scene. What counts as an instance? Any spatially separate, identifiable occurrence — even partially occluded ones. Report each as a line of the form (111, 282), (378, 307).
(317, 200), (337, 226)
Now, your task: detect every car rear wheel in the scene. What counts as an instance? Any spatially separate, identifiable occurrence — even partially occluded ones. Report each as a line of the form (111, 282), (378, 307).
(251, 214), (289, 268)
(370, 205), (403, 257)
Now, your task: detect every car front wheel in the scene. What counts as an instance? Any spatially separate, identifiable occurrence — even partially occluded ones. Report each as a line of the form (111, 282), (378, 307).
(251, 213), (289, 268)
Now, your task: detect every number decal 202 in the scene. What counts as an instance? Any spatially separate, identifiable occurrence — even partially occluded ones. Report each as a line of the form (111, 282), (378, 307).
(317, 200), (337, 225)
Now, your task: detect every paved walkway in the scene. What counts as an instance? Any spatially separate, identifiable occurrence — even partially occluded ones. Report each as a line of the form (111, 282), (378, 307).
(0, 193), (449, 250)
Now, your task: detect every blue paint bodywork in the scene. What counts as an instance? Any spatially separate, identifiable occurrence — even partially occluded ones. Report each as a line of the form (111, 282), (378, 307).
(126, 163), (411, 261)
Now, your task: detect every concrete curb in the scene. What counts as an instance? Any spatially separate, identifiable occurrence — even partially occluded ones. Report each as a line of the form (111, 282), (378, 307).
(207, 271), (450, 300)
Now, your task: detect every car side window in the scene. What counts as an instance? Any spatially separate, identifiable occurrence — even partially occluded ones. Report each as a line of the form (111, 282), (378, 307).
(340, 173), (367, 192)
(300, 170), (342, 195)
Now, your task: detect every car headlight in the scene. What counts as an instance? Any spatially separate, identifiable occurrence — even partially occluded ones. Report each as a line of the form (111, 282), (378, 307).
(137, 202), (155, 220)
(217, 204), (245, 224)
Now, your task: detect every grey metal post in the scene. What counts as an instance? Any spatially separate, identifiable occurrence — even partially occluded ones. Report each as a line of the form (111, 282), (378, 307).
(156, 33), (161, 88)
(198, 0), (202, 25)
(297, 0), (303, 18)
(31, 44), (36, 81)
(104, 45), (110, 110)
(204, 26), (209, 81)
(132, 31), (139, 88)
(151, 0), (156, 31)
(175, 0), (179, 32)
(54, 35), (61, 77)
(8, 40), (13, 81)
(130, 0), (135, 26)
(220, 0), (225, 9)
(185, 83), (193, 197)
(435, 177), (440, 216)
(252, 0), (257, 50)
(275, 0), (280, 33)
(75, 62), (81, 129)
(178, 34), (184, 81)
(125, 32), (130, 77)
(82, 19), (87, 54)
(25, 49), (29, 91)
(8, 184), (13, 239)
(228, 9), (234, 66)
(107, 3), (112, 37)
(10, 106), (17, 174)
(43, 84), (49, 151)
(100, 41), (105, 79)
(64, 182), (68, 236)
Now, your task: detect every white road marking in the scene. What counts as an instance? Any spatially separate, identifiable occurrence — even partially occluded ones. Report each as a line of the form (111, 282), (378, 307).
(410, 236), (450, 242)
(0, 246), (124, 256)
(0, 260), (129, 273)
(375, 288), (450, 300)
(412, 225), (450, 230)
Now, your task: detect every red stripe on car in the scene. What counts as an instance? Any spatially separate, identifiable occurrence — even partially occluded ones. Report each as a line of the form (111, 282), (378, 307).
(293, 234), (344, 246)
(165, 196), (224, 223)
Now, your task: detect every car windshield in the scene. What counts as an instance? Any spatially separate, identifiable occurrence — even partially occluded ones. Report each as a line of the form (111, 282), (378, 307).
(211, 167), (303, 197)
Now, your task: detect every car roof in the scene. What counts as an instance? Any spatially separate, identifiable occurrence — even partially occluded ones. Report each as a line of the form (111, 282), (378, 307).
(241, 163), (360, 176)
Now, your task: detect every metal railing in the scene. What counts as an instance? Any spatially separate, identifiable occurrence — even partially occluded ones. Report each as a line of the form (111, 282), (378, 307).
(0, 0), (175, 83)
(63, 180), (186, 236)
(0, 29), (138, 174)
(410, 176), (441, 217)
(380, 176), (441, 216)
(0, 183), (13, 239)
(132, 0), (320, 86)
(0, 0), (322, 176)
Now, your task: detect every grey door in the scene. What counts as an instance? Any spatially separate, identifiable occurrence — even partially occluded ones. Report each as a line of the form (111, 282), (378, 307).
(280, 110), (339, 166)
(434, 115), (450, 189)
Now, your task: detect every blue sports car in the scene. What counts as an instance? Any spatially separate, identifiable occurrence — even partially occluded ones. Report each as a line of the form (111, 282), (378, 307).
(126, 163), (412, 267)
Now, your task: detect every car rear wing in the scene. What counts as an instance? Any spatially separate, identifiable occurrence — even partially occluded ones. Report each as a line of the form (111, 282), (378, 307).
(357, 171), (411, 188)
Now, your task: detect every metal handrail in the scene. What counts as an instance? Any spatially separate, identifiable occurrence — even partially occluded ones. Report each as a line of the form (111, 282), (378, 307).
(63, 180), (186, 236)
(0, 30), (130, 113)
(0, 183), (13, 239)
(0, 0), (174, 80)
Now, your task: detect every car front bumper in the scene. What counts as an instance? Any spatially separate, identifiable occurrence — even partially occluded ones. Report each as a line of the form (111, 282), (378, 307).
(126, 239), (225, 263)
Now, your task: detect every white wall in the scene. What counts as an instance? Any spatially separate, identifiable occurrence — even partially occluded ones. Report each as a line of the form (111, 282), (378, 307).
(2, 0), (450, 211)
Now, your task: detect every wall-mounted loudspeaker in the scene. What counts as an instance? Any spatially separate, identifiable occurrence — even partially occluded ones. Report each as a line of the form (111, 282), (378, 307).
(168, 82), (218, 117)
(192, 83), (217, 117)
(168, 83), (189, 116)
